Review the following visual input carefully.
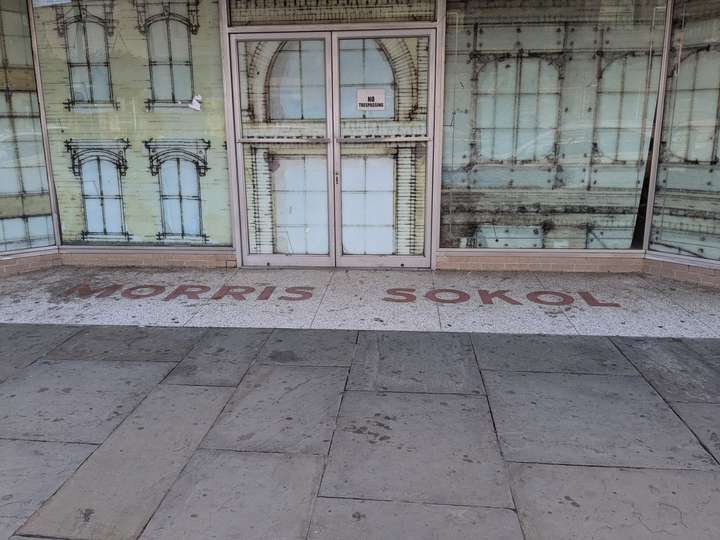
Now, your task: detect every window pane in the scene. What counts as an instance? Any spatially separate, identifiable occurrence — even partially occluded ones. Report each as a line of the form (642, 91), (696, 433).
(169, 20), (191, 62)
(172, 65), (192, 101)
(179, 159), (199, 197)
(100, 160), (120, 196)
(161, 160), (180, 195)
(151, 65), (173, 101)
(162, 199), (182, 234)
(70, 66), (91, 102)
(90, 66), (111, 102)
(84, 198), (104, 232)
(66, 22), (85, 64)
(103, 198), (123, 233)
(81, 160), (101, 196)
(148, 21), (169, 62)
(181, 199), (201, 236)
(85, 22), (107, 63)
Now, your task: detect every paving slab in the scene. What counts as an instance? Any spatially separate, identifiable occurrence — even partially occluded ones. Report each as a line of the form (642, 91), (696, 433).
(45, 325), (207, 363)
(0, 359), (171, 444)
(484, 372), (717, 469)
(472, 334), (636, 374)
(202, 365), (346, 454)
(510, 463), (720, 540)
(0, 440), (95, 539)
(674, 402), (720, 463)
(321, 391), (513, 508)
(348, 331), (484, 394)
(19, 384), (232, 540)
(683, 338), (720, 363)
(613, 337), (720, 403)
(165, 328), (272, 386)
(0, 324), (80, 383)
(139, 450), (323, 540)
(308, 498), (524, 540)
(256, 329), (358, 366)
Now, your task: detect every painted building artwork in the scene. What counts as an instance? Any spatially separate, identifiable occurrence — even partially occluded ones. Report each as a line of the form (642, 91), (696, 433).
(31, 0), (231, 245)
(0, 0), (718, 266)
(0, 0), (54, 252)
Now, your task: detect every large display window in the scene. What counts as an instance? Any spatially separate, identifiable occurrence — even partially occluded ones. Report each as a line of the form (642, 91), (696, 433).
(0, 0), (54, 252)
(440, 0), (667, 250)
(650, 0), (720, 261)
(31, 0), (231, 246)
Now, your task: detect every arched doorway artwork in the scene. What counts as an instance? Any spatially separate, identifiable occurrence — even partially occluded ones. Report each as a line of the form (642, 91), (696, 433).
(230, 30), (435, 267)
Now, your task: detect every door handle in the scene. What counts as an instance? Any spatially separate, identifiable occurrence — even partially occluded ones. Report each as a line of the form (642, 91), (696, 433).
(334, 172), (340, 185)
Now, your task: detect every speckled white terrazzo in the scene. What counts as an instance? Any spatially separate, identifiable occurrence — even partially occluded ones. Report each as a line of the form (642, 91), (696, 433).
(0, 266), (718, 337)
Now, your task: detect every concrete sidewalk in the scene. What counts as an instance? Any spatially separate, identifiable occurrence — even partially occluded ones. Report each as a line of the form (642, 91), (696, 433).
(0, 266), (719, 337)
(1, 324), (719, 539)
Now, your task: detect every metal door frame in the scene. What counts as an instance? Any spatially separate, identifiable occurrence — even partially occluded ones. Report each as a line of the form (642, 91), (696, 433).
(229, 31), (336, 267)
(228, 28), (436, 268)
(332, 28), (436, 268)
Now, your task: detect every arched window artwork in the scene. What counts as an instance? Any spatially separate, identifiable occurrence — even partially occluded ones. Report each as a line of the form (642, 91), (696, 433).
(595, 52), (659, 164)
(55, 1), (115, 109)
(473, 56), (561, 163)
(65, 139), (130, 240)
(144, 139), (210, 242)
(136, 0), (200, 108)
(267, 40), (325, 120)
(339, 39), (395, 119)
(663, 47), (720, 164)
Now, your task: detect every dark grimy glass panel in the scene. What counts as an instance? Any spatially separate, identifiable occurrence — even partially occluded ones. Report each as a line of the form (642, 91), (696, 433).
(441, 0), (666, 249)
(650, 0), (720, 260)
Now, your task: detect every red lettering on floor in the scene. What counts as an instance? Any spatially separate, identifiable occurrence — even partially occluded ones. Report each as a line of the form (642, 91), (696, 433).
(578, 291), (621, 308)
(478, 290), (522, 305)
(527, 291), (574, 306)
(164, 284), (211, 301)
(64, 284), (123, 299)
(383, 288), (417, 303)
(121, 285), (166, 299)
(211, 286), (256, 300)
(425, 289), (470, 304)
(278, 287), (314, 301)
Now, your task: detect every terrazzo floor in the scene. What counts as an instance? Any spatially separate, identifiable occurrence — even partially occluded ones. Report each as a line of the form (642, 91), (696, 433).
(0, 266), (718, 336)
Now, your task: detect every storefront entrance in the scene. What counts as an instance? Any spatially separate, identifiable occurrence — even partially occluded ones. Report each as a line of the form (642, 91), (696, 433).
(230, 30), (435, 267)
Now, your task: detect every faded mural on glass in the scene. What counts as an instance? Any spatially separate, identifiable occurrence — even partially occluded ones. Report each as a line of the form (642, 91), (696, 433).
(0, 0), (54, 252)
(32, 0), (231, 246)
(651, 0), (720, 260)
(441, 0), (666, 249)
(237, 35), (429, 257)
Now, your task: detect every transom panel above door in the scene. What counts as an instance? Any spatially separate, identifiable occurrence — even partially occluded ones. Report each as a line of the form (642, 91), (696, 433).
(230, 30), (435, 267)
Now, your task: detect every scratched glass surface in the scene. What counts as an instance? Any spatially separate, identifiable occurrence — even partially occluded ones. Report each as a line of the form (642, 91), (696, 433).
(650, 0), (720, 260)
(440, 0), (667, 249)
(0, 0), (55, 252)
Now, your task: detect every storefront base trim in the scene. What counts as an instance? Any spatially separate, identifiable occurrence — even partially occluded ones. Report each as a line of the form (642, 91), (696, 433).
(2, 248), (720, 288)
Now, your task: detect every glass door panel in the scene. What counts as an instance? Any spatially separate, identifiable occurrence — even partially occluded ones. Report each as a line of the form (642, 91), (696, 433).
(334, 33), (433, 266)
(234, 35), (334, 264)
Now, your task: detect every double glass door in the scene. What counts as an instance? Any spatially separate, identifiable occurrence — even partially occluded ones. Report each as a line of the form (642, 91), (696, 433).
(231, 30), (434, 267)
